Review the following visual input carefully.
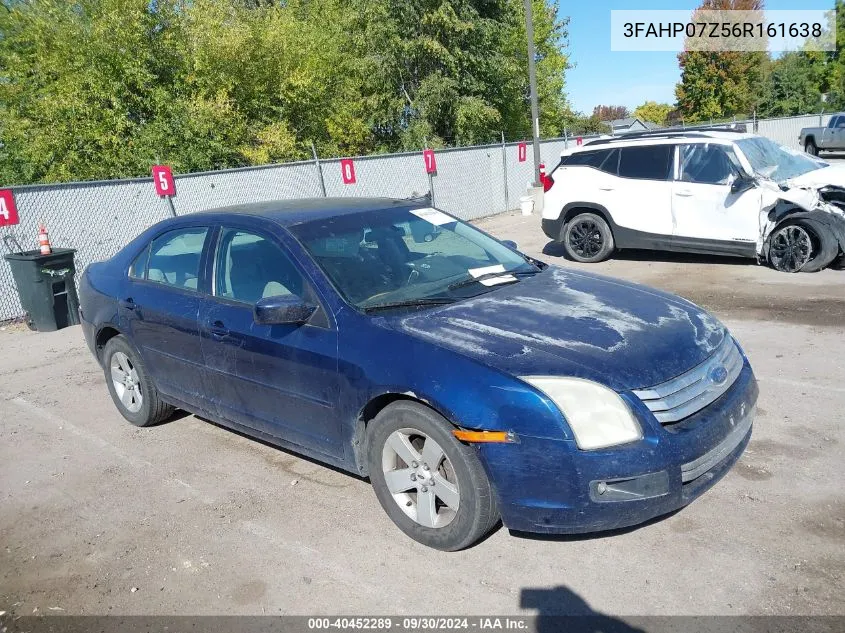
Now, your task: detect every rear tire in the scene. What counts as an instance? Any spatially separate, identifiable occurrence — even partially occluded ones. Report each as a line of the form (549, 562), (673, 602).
(805, 139), (818, 156)
(103, 335), (174, 427)
(367, 401), (499, 551)
(561, 212), (615, 263)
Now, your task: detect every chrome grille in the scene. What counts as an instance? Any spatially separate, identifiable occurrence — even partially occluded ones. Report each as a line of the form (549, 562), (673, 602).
(632, 336), (743, 425)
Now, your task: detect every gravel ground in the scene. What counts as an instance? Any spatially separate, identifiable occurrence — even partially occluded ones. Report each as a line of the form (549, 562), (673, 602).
(0, 212), (843, 619)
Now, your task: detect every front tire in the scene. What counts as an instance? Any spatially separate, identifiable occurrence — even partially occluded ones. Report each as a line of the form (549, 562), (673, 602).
(103, 335), (174, 427)
(561, 212), (615, 263)
(768, 223), (818, 273)
(805, 139), (818, 156)
(367, 401), (499, 551)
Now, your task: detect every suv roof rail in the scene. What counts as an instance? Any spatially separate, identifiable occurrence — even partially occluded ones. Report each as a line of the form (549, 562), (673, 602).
(583, 123), (749, 147)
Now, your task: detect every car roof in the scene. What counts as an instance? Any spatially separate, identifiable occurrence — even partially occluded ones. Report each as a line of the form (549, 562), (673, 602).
(182, 196), (429, 227)
(561, 130), (756, 156)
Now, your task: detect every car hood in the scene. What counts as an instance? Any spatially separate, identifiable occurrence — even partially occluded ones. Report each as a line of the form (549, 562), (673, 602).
(383, 266), (726, 392)
(787, 164), (845, 188)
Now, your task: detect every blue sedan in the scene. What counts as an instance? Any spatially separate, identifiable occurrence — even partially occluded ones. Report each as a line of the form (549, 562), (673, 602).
(79, 197), (757, 550)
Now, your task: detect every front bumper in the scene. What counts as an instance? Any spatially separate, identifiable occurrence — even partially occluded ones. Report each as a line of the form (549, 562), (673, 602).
(478, 360), (758, 534)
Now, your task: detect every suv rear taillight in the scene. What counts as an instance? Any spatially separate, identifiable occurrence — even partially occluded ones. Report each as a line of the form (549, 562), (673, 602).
(539, 163), (554, 192)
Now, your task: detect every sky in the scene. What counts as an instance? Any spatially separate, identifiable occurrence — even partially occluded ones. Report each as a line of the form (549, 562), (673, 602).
(565, 0), (836, 115)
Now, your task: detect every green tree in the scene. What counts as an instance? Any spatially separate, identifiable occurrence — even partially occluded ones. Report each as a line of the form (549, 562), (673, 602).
(0, 0), (573, 185)
(758, 53), (825, 117)
(674, 0), (768, 122)
(633, 101), (673, 126)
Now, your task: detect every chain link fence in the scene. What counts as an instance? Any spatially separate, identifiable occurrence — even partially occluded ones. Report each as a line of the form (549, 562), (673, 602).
(0, 112), (832, 321)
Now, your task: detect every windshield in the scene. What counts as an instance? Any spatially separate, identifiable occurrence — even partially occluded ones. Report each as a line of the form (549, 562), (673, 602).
(735, 136), (827, 182)
(289, 206), (538, 310)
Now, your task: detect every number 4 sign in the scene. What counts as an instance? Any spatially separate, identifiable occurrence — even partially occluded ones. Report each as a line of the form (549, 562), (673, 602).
(0, 189), (20, 227)
(152, 165), (176, 197)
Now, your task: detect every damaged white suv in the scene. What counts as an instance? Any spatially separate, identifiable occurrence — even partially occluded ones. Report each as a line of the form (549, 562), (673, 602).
(541, 130), (845, 272)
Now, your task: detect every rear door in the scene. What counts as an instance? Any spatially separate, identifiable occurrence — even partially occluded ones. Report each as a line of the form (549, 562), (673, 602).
(122, 226), (212, 410)
(610, 144), (675, 238)
(198, 225), (342, 458)
(671, 142), (760, 253)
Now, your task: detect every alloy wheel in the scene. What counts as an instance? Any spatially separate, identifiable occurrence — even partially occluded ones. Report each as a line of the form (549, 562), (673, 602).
(110, 351), (143, 413)
(770, 225), (813, 273)
(568, 219), (604, 258)
(381, 428), (460, 528)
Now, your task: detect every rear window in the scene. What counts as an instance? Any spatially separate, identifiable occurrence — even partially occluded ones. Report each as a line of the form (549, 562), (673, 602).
(618, 145), (673, 180)
(563, 148), (619, 174)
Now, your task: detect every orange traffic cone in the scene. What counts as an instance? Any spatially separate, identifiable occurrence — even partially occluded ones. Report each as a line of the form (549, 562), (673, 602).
(38, 222), (52, 255)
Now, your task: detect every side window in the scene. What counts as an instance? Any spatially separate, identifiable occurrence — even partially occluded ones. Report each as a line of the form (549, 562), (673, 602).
(128, 245), (149, 280)
(563, 149), (619, 174)
(146, 227), (208, 290)
(618, 145), (673, 180)
(837, 118), (845, 129)
(215, 229), (304, 304)
(678, 144), (740, 185)
(828, 116), (839, 129)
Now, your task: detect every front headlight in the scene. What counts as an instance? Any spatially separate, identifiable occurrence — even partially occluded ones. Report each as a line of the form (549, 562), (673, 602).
(521, 376), (642, 450)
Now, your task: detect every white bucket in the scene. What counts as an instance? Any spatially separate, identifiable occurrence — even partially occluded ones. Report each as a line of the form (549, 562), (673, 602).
(520, 196), (534, 216)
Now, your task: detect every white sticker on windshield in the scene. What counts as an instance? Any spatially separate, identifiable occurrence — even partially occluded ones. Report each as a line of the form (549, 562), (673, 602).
(410, 207), (455, 226)
(468, 264), (517, 286)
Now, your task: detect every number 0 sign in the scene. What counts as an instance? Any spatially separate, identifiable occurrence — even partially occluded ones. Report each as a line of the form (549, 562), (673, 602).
(0, 189), (20, 227)
(152, 165), (176, 197)
(340, 159), (357, 185)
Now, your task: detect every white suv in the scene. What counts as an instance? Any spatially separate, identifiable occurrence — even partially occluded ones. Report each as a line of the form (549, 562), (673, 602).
(541, 130), (845, 273)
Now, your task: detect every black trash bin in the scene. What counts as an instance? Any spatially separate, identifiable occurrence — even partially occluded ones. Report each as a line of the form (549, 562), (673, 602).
(3, 248), (81, 332)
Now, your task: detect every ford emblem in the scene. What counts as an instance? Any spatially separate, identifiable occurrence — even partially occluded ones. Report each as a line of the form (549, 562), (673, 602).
(709, 365), (729, 385)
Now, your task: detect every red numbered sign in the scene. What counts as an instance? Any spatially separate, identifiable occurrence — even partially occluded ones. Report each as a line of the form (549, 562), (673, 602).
(517, 142), (527, 163)
(340, 159), (357, 185)
(152, 165), (176, 197)
(0, 189), (19, 227)
(423, 149), (437, 174)
(576, 136), (583, 146)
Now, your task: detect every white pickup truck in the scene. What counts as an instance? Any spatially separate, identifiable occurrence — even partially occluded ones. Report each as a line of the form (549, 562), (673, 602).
(800, 114), (845, 155)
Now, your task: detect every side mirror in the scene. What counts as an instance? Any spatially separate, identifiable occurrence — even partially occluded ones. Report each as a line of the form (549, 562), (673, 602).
(731, 175), (756, 195)
(501, 239), (518, 250)
(254, 294), (316, 325)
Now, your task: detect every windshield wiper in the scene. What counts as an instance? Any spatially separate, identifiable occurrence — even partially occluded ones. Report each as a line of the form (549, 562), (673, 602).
(447, 269), (537, 291)
(362, 298), (456, 313)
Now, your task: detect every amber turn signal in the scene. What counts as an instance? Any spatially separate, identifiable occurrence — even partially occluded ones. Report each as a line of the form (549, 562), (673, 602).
(452, 429), (514, 443)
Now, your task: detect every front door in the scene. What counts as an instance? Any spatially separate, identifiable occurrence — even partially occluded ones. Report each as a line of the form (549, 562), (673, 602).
(199, 227), (341, 458)
(671, 143), (760, 255)
(122, 226), (211, 409)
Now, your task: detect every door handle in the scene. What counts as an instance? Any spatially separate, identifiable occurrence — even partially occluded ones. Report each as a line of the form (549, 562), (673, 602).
(120, 298), (137, 310)
(207, 320), (230, 338)
(598, 186), (614, 191)
(675, 190), (693, 197)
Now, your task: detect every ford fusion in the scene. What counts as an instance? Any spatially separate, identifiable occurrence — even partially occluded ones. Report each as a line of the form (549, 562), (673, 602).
(79, 198), (757, 550)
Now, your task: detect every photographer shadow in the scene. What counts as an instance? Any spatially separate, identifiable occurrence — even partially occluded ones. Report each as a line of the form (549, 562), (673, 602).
(520, 586), (645, 633)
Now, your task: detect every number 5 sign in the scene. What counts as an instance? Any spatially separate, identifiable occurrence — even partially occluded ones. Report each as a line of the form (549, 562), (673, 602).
(152, 165), (176, 197)
(0, 189), (20, 227)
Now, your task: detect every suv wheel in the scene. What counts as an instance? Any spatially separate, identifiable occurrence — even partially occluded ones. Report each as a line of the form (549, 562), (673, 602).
(769, 223), (816, 272)
(561, 212), (615, 263)
(805, 139), (818, 156)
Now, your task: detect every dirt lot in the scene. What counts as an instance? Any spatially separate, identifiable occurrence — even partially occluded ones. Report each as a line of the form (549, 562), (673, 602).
(1, 213), (843, 619)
